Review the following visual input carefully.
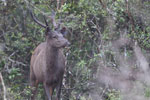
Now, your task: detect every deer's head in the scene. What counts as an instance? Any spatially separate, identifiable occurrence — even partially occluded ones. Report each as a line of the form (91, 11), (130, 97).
(30, 10), (70, 48)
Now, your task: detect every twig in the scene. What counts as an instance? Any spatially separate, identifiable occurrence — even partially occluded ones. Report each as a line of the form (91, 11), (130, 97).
(8, 58), (27, 67)
(0, 72), (7, 100)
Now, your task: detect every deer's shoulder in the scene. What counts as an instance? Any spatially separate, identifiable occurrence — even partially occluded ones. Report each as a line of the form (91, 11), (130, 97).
(32, 42), (46, 56)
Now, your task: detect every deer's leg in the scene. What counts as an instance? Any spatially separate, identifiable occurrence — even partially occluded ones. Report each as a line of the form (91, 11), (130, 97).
(56, 79), (63, 100)
(31, 80), (39, 100)
(30, 66), (36, 83)
(30, 67), (39, 100)
(44, 83), (54, 100)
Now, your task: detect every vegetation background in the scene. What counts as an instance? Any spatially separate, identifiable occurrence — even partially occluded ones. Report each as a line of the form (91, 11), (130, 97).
(0, 0), (150, 100)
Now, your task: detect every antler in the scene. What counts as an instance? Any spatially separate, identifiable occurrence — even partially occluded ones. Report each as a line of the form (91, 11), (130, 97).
(50, 11), (58, 29)
(43, 16), (49, 27)
(29, 9), (47, 28)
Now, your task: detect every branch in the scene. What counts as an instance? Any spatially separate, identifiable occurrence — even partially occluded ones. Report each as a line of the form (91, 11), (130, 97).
(8, 58), (27, 67)
(0, 72), (7, 100)
(8, 51), (27, 67)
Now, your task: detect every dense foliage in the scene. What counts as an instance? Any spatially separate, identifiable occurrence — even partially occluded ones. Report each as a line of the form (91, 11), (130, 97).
(0, 0), (150, 100)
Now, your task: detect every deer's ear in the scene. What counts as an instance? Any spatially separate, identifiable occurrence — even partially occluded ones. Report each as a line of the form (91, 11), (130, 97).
(60, 27), (67, 36)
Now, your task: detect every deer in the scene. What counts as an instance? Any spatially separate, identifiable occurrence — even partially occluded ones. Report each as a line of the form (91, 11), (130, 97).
(29, 10), (70, 100)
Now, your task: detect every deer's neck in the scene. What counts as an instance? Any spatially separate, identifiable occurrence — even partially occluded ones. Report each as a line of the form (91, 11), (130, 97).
(45, 43), (58, 72)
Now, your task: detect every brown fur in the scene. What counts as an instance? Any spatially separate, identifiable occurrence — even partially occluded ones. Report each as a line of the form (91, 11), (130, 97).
(30, 32), (69, 100)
